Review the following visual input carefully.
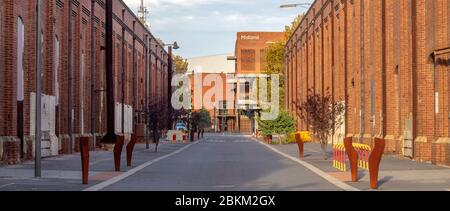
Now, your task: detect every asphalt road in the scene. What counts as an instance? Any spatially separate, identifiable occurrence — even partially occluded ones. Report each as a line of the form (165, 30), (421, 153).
(102, 134), (341, 191)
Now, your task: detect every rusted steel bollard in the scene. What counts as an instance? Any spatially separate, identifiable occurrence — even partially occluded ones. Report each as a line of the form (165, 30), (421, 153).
(344, 137), (359, 182)
(295, 133), (304, 160)
(80, 137), (90, 185)
(114, 136), (125, 172)
(127, 134), (137, 167)
(369, 138), (386, 189)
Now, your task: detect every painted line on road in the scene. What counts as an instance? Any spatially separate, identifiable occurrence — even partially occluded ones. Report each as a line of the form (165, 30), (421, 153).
(253, 138), (360, 191)
(213, 185), (235, 188)
(83, 141), (200, 191)
(0, 183), (15, 189)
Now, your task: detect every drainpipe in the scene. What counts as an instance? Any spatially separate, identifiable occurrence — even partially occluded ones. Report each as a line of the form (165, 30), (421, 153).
(411, 0), (418, 158)
(359, 0), (365, 143)
(121, 9), (125, 135)
(132, 21), (136, 133)
(146, 37), (152, 149)
(144, 35), (149, 149)
(90, 0), (96, 148)
(68, 0), (74, 153)
(381, 0), (387, 138)
(102, 0), (116, 143)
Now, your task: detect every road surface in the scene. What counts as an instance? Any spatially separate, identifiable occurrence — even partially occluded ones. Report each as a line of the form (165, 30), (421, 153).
(101, 134), (341, 191)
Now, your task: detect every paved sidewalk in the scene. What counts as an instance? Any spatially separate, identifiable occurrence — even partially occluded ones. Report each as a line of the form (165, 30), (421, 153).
(264, 140), (450, 191)
(0, 141), (189, 191)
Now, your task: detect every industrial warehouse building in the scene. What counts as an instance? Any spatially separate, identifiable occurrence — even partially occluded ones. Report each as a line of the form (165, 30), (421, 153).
(188, 32), (285, 134)
(285, 0), (450, 166)
(0, 0), (170, 164)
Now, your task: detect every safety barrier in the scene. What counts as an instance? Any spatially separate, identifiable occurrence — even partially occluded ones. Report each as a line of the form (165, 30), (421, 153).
(353, 144), (371, 170)
(333, 143), (371, 171)
(298, 131), (313, 143)
(171, 132), (187, 144)
(333, 144), (347, 172)
(294, 131), (315, 159)
(333, 137), (386, 189)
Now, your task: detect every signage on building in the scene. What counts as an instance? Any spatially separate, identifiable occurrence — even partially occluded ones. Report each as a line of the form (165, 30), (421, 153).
(241, 35), (260, 40)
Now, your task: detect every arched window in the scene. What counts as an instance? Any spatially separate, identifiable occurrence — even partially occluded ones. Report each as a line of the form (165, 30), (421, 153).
(17, 17), (24, 102)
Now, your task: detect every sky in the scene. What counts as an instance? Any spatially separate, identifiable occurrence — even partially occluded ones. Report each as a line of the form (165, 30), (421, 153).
(123, 0), (312, 58)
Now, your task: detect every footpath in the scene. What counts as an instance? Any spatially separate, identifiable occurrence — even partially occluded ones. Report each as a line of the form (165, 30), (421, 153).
(0, 141), (188, 191)
(261, 139), (450, 191)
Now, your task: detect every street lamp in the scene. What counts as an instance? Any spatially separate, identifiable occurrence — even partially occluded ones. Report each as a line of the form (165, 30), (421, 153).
(35, 0), (43, 178)
(164, 41), (180, 130)
(164, 41), (180, 50)
(280, 3), (311, 9)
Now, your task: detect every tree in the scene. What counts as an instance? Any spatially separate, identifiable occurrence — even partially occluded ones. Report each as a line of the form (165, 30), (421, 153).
(190, 109), (211, 139)
(146, 94), (171, 152)
(147, 100), (163, 152)
(198, 109), (212, 132)
(284, 14), (305, 40)
(173, 54), (189, 74)
(299, 88), (346, 160)
(258, 110), (296, 144)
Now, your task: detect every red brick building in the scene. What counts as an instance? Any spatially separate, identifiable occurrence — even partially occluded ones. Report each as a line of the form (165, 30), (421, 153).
(285, 0), (450, 166)
(186, 33), (285, 134)
(233, 32), (284, 134)
(187, 54), (237, 132)
(0, 0), (170, 164)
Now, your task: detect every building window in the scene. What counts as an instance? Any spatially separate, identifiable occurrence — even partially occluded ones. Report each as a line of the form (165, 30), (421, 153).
(241, 49), (256, 71)
(17, 17), (25, 102)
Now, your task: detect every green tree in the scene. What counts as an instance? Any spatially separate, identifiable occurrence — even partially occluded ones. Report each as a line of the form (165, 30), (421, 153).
(284, 14), (305, 40)
(190, 109), (211, 139)
(173, 54), (189, 73)
(258, 110), (296, 144)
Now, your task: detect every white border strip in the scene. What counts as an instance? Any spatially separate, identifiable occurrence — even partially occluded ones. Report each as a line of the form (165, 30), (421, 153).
(253, 138), (360, 191)
(84, 141), (200, 191)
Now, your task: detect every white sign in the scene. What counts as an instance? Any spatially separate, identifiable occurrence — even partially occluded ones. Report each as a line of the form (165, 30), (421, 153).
(241, 35), (260, 40)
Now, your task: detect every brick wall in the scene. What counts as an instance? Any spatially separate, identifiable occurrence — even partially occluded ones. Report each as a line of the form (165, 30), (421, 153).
(0, 0), (169, 164)
(285, 0), (450, 165)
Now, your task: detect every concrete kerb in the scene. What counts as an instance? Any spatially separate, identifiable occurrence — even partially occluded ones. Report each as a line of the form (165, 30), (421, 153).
(252, 137), (361, 191)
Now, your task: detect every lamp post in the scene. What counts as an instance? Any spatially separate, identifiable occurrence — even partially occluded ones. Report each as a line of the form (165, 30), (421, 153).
(280, 3), (311, 9)
(213, 102), (217, 133)
(164, 42), (180, 130)
(102, 0), (116, 144)
(35, 0), (42, 178)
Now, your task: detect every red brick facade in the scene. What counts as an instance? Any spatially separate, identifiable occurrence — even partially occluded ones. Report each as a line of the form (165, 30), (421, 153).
(0, 0), (169, 165)
(285, 0), (450, 166)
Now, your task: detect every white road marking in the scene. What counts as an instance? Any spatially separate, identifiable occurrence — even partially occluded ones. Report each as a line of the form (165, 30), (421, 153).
(253, 138), (360, 191)
(213, 185), (235, 188)
(0, 183), (15, 189)
(83, 141), (200, 191)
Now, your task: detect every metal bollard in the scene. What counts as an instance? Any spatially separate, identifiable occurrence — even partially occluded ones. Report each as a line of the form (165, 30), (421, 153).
(80, 137), (90, 185)
(344, 137), (359, 182)
(295, 133), (304, 159)
(114, 136), (125, 172)
(369, 138), (386, 189)
(127, 134), (137, 167)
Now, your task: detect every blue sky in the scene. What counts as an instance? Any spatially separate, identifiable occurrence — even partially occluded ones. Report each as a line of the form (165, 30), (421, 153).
(123, 0), (312, 58)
